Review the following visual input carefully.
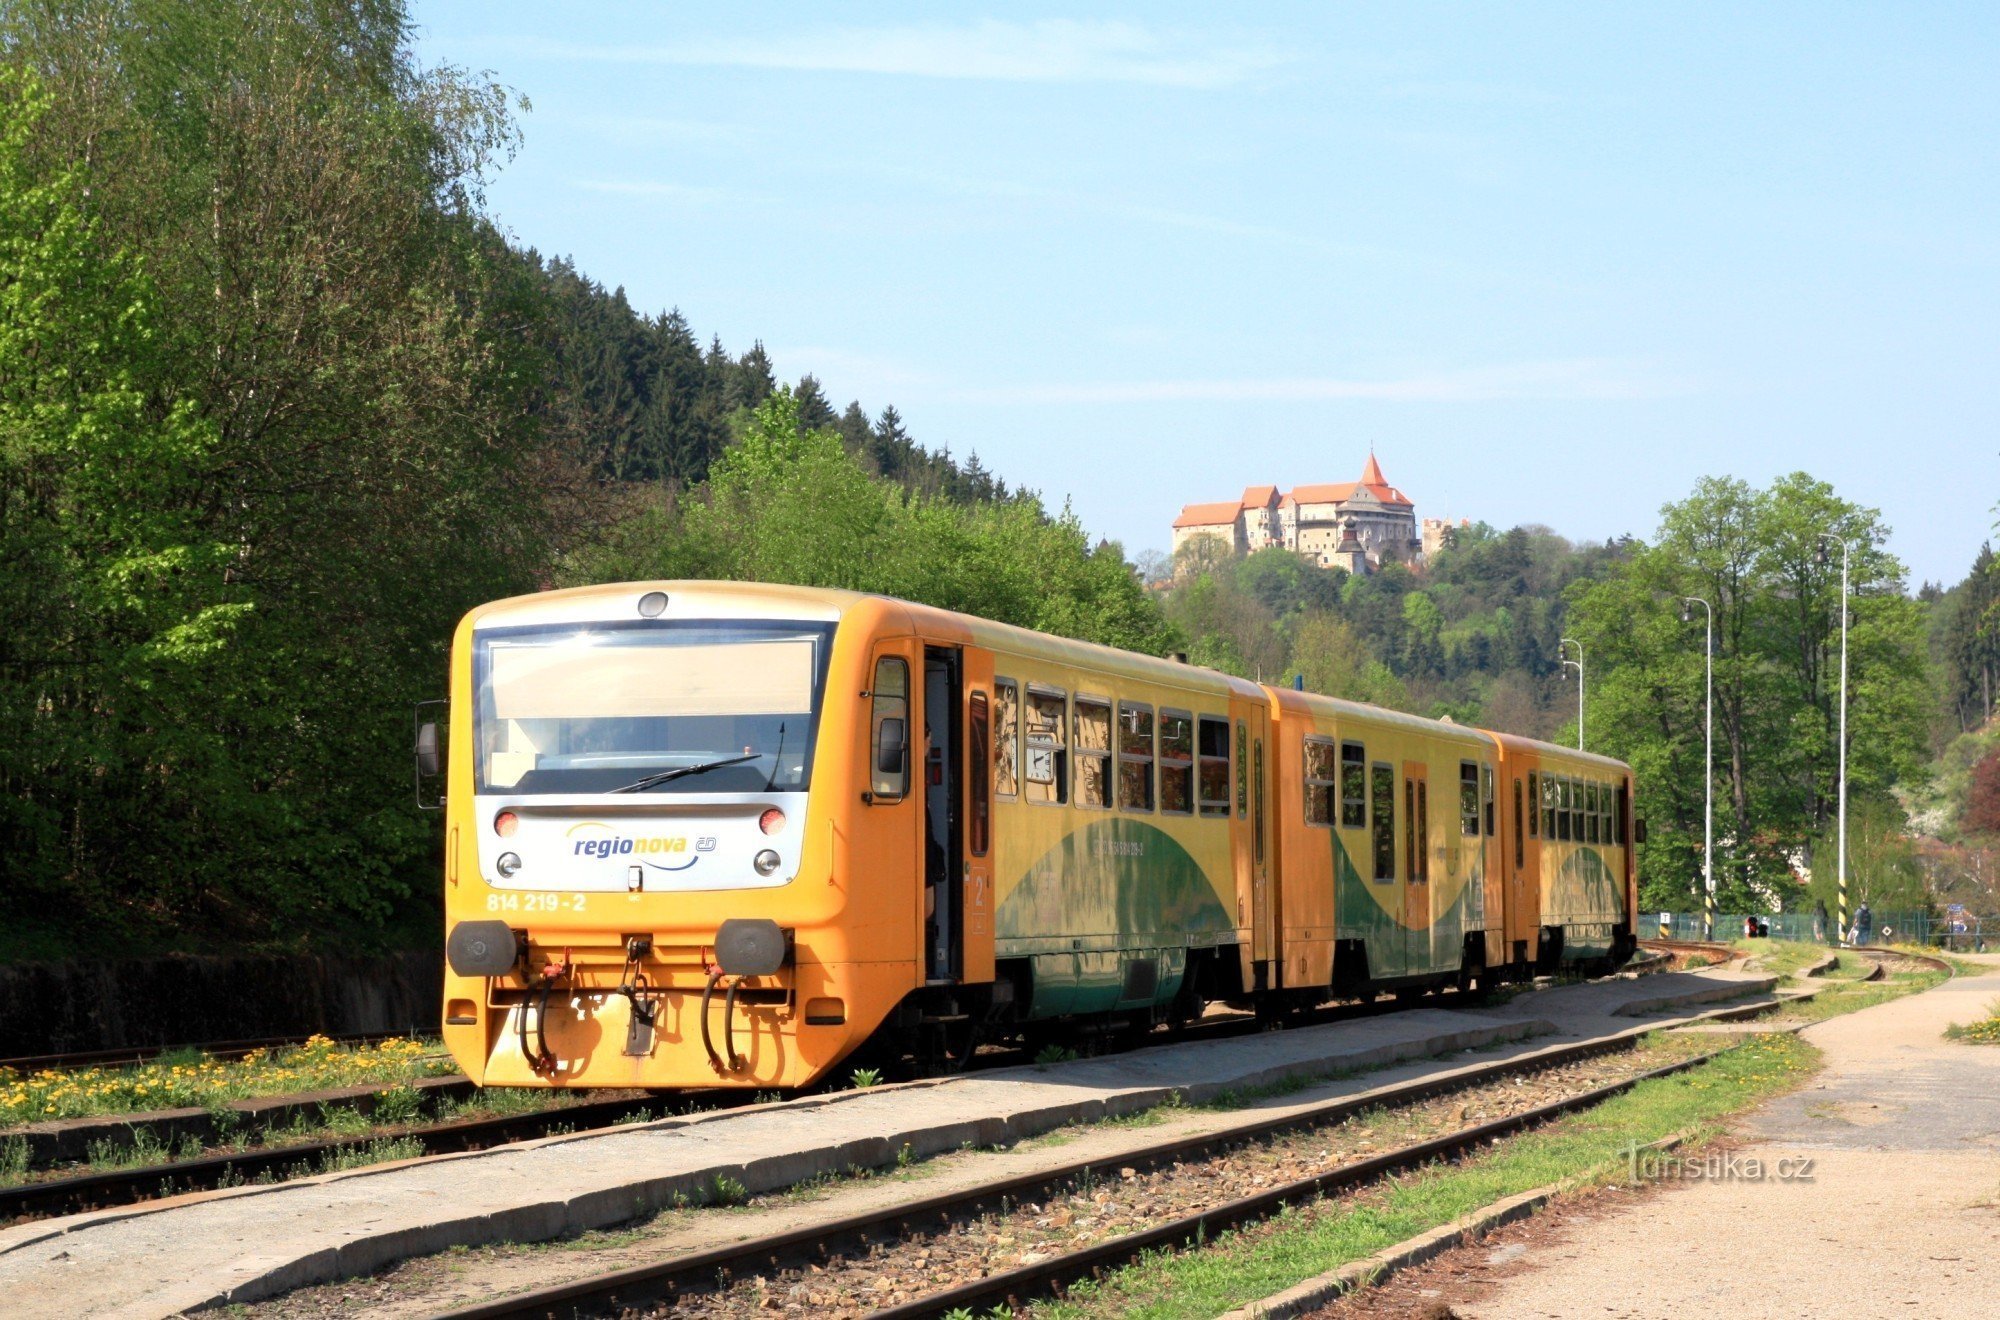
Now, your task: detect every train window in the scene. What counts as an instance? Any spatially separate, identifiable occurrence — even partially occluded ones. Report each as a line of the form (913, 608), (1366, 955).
(1555, 777), (1572, 842)
(1616, 783), (1628, 845)
(1023, 687), (1067, 806)
(1235, 720), (1248, 818)
(1253, 739), (1265, 864)
(1303, 738), (1339, 827)
(1513, 778), (1525, 868)
(1459, 762), (1480, 836)
(969, 691), (990, 856)
(1340, 742), (1366, 828)
(1073, 697), (1112, 809)
(1417, 779), (1430, 882)
(1586, 782), (1601, 844)
(869, 657), (910, 801)
(1160, 711), (1194, 814)
(1118, 703), (1155, 812)
(1483, 765), (1496, 837)
(1570, 777), (1584, 842)
(1528, 770), (1541, 837)
(1371, 763), (1395, 881)
(1198, 716), (1231, 817)
(1543, 774), (1557, 839)
(993, 679), (1020, 799)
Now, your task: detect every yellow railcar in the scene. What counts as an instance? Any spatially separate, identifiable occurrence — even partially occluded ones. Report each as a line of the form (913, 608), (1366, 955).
(428, 582), (1637, 1091)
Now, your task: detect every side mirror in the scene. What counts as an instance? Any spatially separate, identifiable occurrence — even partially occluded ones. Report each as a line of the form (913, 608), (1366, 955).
(415, 721), (441, 778)
(1633, 818), (1649, 845)
(876, 716), (907, 778)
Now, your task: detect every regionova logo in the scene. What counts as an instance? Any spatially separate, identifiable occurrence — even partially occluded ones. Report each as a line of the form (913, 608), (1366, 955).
(565, 821), (717, 872)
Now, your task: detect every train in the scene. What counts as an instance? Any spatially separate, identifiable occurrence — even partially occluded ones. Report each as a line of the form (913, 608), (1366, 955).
(424, 581), (1640, 1090)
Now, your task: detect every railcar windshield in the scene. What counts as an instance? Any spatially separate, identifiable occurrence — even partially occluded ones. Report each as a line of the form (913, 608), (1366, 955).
(472, 620), (835, 795)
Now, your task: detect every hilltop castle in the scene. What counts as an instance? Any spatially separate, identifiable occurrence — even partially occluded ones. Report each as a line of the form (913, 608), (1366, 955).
(1172, 455), (1457, 573)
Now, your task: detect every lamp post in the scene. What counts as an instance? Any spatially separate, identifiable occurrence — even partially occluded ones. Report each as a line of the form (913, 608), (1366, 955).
(1816, 534), (1850, 944)
(1559, 637), (1584, 751)
(1681, 597), (1714, 940)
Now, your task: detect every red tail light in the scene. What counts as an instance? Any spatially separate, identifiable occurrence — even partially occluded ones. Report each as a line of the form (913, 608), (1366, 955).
(494, 810), (519, 838)
(759, 808), (785, 835)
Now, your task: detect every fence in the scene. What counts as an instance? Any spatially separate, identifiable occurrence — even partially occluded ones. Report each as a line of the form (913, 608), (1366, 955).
(1650, 910), (1992, 950)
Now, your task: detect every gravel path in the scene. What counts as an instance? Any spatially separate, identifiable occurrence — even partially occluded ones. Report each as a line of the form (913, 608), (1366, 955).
(1458, 963), (2000, 1319)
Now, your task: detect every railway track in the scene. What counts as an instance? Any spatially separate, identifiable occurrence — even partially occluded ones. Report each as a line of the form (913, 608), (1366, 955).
(0, 1091), (676, 1222)
(431, 1030), (1731, 1320)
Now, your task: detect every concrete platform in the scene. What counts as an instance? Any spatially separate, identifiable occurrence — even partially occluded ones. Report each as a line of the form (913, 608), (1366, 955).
(1462, 966), (2000, 1319)
(0, 965), (1775, 1318)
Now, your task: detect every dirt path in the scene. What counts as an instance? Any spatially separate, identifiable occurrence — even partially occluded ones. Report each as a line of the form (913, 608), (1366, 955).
(1453, 964), (2000, 1319)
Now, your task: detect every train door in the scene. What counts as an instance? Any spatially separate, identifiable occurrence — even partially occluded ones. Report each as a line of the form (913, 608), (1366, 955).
(1513, 754), (1542, 966)
(1402, 760), (1432, 974)
(1251, 734), (1271, 981)
(922, 647), (963, 983)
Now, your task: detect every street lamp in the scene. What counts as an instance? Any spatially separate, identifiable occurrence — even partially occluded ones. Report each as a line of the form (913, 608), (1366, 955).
(1558, 637), (1584, 751)
(1681, 597), (1714, 940)
(1816, 534), (1850, 944)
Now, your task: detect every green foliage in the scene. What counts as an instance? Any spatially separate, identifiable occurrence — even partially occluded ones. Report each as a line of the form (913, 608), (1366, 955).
(1568, 473), (1931, 911)
(847, 1066), (883, 1090)
(1159, 521), (1628, 727)
(564, 390), (1176, 655)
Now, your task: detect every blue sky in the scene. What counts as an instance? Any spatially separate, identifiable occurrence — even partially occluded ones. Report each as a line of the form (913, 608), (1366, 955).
(411, 3), (1998, 588)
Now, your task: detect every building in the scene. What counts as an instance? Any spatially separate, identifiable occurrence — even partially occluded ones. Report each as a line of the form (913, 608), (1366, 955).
(1171, 455), (1424, 571)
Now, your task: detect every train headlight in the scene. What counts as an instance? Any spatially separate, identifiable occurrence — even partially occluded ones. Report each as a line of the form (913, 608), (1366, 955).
(496, 851), (523, 878)
(753, 849), (781, 876)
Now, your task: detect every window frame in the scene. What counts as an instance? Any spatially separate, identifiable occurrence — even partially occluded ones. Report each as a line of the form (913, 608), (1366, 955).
(1459, 761), (1481, 837)
(968, 690), (991, 856)
(992, 678), (1020, 801)
(1528, 770), (1541, 837)
(1022, 683), (1068, 808)
(1117, 701), (1156, 813)
(1585, 781), (1601, 844)
(1371, 761), (1396, 882)
(1513, 777), (1525, 868)
(1303, 735), (1340, 829)
(869, 656), (910, 802)
(1197, 714), (1231, 818)
(1339, 741), (1367, 829)
(1071, 694), (1113, 810)
(1158, 707), (1196, 816)
(1482, 764), (1497, 838)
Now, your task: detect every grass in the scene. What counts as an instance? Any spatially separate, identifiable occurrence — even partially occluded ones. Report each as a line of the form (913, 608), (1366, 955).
(0, 1035), (455, 1127)
(1032, 1033), (1818, 1319)
(1788, 968), (1945, 1023)
(1944, 996), (2000, 1045)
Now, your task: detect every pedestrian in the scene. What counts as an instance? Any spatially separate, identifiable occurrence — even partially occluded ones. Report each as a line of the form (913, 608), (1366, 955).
(1813, 899), (1828, 944)
(1744, 915), (1758, 940)
(1853, 901), (1873, 947)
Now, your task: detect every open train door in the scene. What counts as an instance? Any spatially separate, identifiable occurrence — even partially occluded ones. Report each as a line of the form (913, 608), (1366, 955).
(922, 646), (964, 984)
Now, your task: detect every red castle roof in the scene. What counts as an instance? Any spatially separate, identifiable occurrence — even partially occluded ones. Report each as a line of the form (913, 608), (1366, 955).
(1173, 500), (1243, 530)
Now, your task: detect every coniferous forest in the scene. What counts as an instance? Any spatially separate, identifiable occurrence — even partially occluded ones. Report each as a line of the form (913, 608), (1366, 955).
(2, 1), (1997, 957)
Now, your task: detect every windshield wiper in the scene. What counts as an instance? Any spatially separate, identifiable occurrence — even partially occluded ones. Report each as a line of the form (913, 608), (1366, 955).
(610, 752), (760, 794)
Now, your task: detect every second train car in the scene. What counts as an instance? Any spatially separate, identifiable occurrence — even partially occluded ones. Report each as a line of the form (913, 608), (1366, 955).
(429, 581), (1640, 1090)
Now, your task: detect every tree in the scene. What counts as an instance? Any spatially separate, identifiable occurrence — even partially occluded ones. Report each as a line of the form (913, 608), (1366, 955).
(1568, 473), (1930, 912)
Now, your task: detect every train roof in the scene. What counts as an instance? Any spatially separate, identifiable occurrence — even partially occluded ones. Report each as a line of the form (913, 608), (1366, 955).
(1487, 729), (1630, 773)
(465, 582), (1628, 771)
